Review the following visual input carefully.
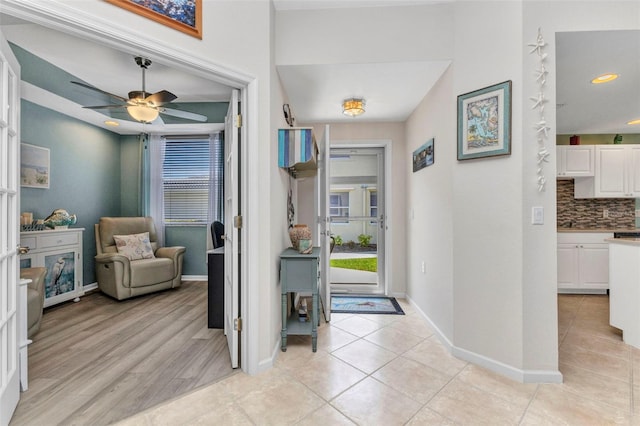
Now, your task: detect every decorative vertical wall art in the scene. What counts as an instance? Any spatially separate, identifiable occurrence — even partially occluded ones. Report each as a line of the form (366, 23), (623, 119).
(529, 28), (550, 192)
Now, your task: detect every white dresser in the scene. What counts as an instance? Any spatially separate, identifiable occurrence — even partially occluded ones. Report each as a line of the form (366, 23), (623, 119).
(20, 228), (84, 308)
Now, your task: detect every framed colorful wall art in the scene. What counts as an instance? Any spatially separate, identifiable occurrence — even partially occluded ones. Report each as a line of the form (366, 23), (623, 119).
(457, 80), (512, 161)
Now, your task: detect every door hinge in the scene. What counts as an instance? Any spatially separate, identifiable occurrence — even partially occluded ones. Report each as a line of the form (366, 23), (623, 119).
(234, 215), (243, 229)
(234, 317), (243, 331)
(235, 114), (242, 128)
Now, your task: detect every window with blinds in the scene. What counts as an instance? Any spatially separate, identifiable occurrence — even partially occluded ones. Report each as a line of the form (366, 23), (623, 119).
(163, 134), (224, 225)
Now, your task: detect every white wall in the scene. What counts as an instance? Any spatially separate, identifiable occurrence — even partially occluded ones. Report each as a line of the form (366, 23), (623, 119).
(404, 0), (640, 381)
(520, 0), (640, 374)
(270, 7), (295, 368)
(451, 0), (526, 373)
(405, 66), (455, 342)
(276, 3), (454, 65)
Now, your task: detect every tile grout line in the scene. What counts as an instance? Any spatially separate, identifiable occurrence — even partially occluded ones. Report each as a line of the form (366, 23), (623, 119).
(320, 312), (438, 425)
(517, 384), (541, 425)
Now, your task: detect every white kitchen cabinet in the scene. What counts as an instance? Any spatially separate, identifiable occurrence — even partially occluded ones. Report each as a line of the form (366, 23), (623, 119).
(556, 145), (594, 178)
(20, 228), (84, 308)
(557, 232), (612, 293)
(574, 145), (640, 198)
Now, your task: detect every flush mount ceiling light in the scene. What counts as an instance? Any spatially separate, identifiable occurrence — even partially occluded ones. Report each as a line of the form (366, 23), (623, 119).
(104, 120), (119, 127)
(591, 73), (618, 84)
(627, 118), (640, 125)
(342, 98), (365, 117)
(126, 104), (159, 123)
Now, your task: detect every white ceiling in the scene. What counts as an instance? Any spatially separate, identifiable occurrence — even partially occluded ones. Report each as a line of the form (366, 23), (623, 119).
(556, 30), (640, 135)
(277, 61), (451, 123)
(1, 9), (638, 135)
(272, 0), (451, 10)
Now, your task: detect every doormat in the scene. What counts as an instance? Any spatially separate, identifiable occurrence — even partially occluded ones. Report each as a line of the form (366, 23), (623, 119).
(331, 295), (405, 315)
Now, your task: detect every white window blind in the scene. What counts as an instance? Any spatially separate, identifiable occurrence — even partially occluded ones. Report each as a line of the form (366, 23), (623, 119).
(163, 135), (223, 224)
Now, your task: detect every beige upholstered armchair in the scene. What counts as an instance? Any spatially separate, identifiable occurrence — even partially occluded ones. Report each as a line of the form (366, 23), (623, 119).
(21, 267), (46, 338)
(94, 217), (185, 301)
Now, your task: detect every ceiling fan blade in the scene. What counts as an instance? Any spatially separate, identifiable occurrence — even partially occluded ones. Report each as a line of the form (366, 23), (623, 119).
(145, 90), (177, 105)
(159, 107), (208, 122)
(83, 105), (127, 110)
(71, 81), (129, 103)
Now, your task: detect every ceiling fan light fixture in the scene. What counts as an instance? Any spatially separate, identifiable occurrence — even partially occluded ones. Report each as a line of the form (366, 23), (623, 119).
(127, 105), (159, 123)
(343, 98), (365, 117)
(591, 73), (618, 84)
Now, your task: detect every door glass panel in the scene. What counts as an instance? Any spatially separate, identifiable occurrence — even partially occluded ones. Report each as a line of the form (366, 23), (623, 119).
(329, 148), (384, 294)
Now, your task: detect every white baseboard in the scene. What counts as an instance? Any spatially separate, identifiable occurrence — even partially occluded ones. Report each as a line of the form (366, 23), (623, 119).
(404, 295), (562, 384)
(260, 339), (281, 374)
(558, 289), (607, 295)
(452, 345), (563, 383)
(183, 275), (207, 281)
(389, 291), (406, 299)
(83, 282), (99, 293)
(405, 295), (454, 350)
(85, 276), (205, 294)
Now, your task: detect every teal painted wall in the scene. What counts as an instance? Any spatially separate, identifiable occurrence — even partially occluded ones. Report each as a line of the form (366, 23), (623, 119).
(20, 100), (122, 285)
(16, 43), (210, 282)
(120, 135), (141, 217)
(20, 101), (209, 282)
(166, 226), (208, 276)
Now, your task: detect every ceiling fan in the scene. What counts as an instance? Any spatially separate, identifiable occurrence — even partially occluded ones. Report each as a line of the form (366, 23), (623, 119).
(71, 56), (208, 123)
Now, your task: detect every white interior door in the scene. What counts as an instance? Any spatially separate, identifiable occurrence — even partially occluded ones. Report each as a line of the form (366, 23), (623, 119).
(224, 89), (240, 368)
(317, 125), (331, 322)
(0, 30), (21, 425)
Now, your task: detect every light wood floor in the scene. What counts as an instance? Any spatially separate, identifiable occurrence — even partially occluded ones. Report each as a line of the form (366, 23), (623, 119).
(10, 281), (235, 426)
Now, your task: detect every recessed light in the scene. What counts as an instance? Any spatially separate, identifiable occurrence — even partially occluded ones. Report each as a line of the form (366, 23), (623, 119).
(591, 73), (618, 84)
(104, 120), (119, 126)
(627, 119), (640, 125)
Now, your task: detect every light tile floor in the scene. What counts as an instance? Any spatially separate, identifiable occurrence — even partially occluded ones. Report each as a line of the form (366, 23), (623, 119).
(116, 295), (640, 425)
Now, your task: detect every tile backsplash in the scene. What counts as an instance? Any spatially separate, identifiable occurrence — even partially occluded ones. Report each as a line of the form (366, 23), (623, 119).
(557, 180), (636, 229)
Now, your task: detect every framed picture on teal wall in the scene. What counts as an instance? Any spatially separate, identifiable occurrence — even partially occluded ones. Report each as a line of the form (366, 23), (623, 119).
(20, 143), (50, 189)
(457, 80), (512, 161)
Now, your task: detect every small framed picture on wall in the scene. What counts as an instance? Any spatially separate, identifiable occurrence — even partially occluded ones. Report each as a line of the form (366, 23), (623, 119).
(21, 143), (50, 189)
(412, 138), (434, 172)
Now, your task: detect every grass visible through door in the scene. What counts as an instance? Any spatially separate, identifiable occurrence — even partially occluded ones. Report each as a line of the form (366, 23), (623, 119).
(330, 257), (377, 272)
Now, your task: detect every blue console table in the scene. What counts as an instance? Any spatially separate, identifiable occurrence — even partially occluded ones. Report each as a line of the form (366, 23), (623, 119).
(280, 247), (320, 352)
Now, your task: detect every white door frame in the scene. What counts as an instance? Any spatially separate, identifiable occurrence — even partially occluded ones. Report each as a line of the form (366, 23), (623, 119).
(0, 0), (260, 375)
(328, 139), (392, 296)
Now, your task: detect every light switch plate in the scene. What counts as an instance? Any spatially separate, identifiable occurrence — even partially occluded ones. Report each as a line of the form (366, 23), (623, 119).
(532, 206), (544, 225)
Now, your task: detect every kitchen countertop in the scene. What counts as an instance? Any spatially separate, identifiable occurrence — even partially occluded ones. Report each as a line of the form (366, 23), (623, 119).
(606, 237), (640, 246)
(558, 228), (640, 233)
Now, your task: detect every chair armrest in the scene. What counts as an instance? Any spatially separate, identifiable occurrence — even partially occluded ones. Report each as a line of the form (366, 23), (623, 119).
(95, 252), (131, 267)
(155, 246), (186, 262)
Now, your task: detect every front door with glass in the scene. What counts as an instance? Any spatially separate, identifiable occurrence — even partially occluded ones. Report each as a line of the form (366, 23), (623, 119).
(328, 147), (385, 294)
